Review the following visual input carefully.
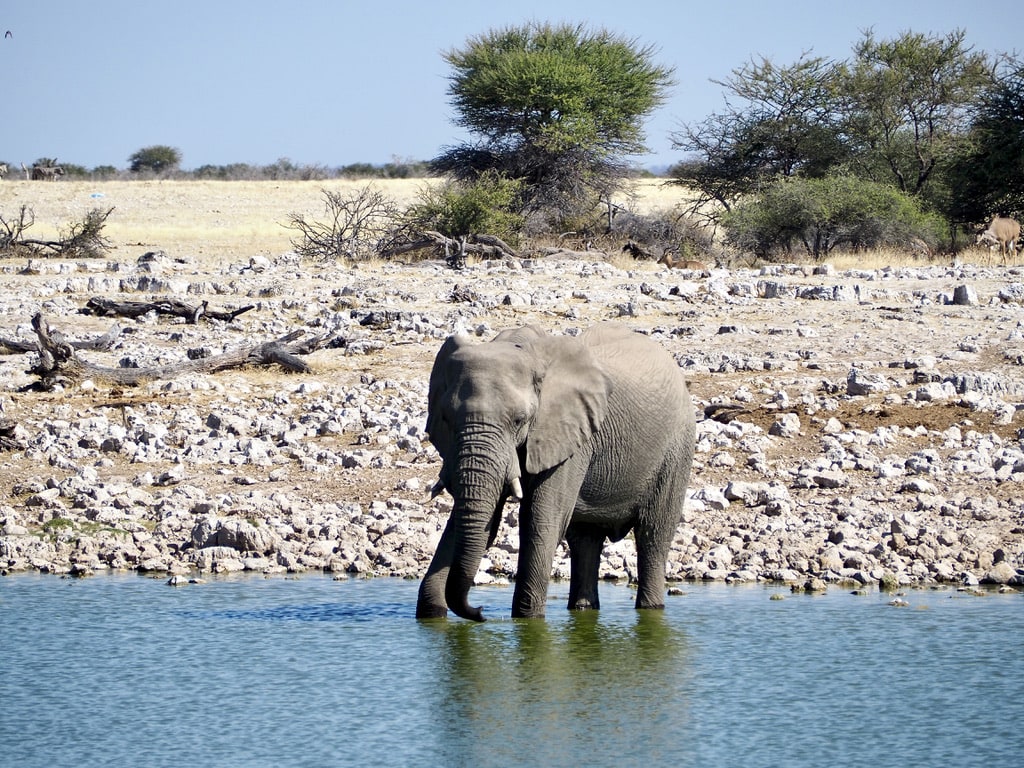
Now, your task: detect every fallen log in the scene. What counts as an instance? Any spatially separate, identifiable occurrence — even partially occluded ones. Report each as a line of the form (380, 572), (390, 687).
(28, 313), (334, 389)
(82, 297), (255, 324)
(0, 323), (121, 355)
(380, 230), (520, 261)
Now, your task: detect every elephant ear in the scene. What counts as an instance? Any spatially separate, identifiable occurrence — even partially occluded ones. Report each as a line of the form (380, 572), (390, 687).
(525, 336), (611, 475)
(426, 333), (471, 460)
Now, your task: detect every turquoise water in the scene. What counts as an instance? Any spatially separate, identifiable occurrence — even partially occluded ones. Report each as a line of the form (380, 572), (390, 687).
(1, 574), (1021, 768)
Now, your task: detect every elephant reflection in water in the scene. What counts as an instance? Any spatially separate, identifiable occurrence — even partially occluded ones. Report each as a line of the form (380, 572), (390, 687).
(422, 606), (692, 762)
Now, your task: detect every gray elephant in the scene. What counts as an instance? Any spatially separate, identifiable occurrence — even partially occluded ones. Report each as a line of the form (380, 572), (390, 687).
(416, 322), (696, 621)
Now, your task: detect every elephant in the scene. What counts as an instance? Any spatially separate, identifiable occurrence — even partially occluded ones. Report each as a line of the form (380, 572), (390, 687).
(416, 322), (696, 621)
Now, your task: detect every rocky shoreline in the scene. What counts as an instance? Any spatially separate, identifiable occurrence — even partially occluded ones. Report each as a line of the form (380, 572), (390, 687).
(2, 251), (1023, 591)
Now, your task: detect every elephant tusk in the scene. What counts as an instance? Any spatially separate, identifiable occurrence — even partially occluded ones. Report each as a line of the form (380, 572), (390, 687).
(429, 479), (446, 499)
(509, 476), (523, 501)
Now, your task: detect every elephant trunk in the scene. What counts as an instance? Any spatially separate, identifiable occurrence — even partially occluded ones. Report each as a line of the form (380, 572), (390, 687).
(442, 428), (517, 622)
(444, 502), (496, 622)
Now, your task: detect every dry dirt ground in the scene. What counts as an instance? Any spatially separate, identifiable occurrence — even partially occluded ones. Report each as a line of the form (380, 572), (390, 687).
(2, 180), (1023, 582)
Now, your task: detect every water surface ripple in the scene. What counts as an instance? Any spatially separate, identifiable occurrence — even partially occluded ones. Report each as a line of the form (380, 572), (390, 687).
(2, 574), (1021, 767)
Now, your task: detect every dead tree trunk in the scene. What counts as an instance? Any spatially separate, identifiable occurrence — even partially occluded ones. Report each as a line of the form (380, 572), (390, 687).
(0, 323), (121, 355)
(380, 230), (519, 262)
(83, 297), (254, 324)
(28, 313), (333, 389)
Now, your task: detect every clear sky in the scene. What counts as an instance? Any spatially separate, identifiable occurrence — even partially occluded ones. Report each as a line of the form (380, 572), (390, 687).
(3, 0), (1020, 172)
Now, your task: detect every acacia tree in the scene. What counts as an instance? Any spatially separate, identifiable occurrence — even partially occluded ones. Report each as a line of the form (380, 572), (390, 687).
(947, 56), (1024, 223)
(128, 145), (182, 175)
(840, 29), (992, 199)
(670, 54), (846, 217)
(671, 30), (993, 232)
(432, 22), (674, 226)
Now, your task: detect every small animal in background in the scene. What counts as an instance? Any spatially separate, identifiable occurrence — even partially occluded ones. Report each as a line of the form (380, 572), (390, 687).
(976, 216), (1020, 265)
(658, 251), (709, 272)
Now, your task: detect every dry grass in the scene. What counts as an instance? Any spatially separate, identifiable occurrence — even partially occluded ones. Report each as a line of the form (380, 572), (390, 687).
(0, 178), (696, 262)
(1, 178), (993, 269)
(0, 179), (433, 264)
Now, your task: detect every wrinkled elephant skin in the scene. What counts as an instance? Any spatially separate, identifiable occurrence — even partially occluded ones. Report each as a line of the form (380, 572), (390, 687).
(416, 323), (696, 621)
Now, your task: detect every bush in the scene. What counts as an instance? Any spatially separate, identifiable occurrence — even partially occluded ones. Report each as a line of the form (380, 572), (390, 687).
(59, 207), (115, 258)
(0, 206), (113, 258)
(722, 176), (946, 260)
(285, 185), (400, 261)
(402, 171), (523, 244)
(611, 208), (716, 259)
(128, 145), (182, 175)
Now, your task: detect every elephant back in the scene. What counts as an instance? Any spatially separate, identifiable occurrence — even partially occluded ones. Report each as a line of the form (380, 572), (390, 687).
(582, 324), (686, 394)
(581, 323), (693, 438)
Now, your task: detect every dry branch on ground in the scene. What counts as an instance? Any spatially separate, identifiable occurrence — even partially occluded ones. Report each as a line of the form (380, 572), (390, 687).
(82, 297), (255, 324)
(380, 230), (520, 263)
(0, 323), (121, 356)
(26, 313), (335, 389)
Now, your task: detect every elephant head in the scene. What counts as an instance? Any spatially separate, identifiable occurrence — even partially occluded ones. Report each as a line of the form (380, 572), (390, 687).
(418, 326), (611, 621)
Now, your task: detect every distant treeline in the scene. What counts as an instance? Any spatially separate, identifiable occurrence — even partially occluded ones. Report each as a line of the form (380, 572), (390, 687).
(2, 158), (434, 181)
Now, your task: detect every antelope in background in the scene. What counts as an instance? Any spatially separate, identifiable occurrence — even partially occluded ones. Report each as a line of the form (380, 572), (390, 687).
(657, 251), (710, 272)
(976, 216), (1020, 265)
(622, 240), (711, 273)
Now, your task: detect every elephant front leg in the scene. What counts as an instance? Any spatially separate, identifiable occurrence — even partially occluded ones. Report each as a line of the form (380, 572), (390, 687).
(511, 468), (585, 618)
(416, 516), (457, 618)
(566, 522), (605, 610)
(511, 532), (561, 618)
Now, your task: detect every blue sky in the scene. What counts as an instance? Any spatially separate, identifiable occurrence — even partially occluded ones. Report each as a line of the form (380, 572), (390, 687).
(3, 0), (1020, 171)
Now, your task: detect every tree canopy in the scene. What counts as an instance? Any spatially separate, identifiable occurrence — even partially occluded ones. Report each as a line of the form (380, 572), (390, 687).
(128, 145), (182, 175)
(670, 29), (1000, 243)
(670, 53), (848, 211)
(840, 30), (991, 198)
(946, 57), (1024, 222)
(432, 22), (674, 225)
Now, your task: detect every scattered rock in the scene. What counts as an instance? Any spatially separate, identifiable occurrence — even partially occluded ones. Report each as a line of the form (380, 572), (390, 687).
(847, 369), (891, 396)
(1, 256), (1022, 589)
(951, 284), (978, 305)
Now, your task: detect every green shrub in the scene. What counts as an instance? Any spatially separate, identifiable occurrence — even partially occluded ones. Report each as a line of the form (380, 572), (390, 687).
(723, 175), (946, 260)
(403, 171), (523, 244)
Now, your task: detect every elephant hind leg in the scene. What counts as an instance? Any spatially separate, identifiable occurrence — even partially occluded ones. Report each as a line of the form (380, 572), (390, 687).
(633, 540), (669, 610)
(634, 460), (691, 610)
(566, 522), (605, 610)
